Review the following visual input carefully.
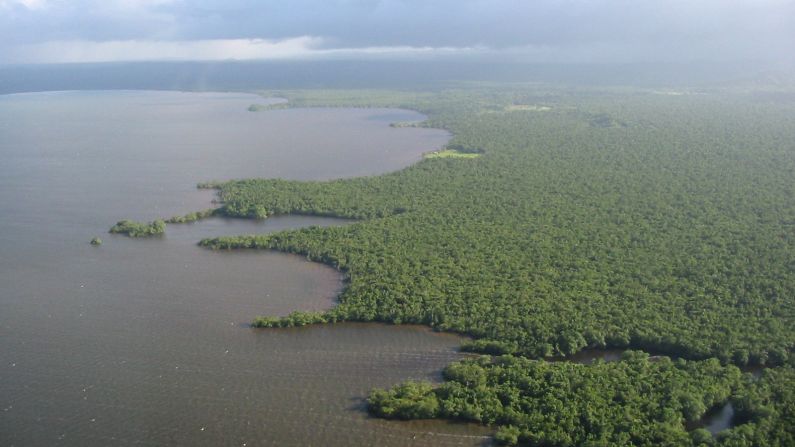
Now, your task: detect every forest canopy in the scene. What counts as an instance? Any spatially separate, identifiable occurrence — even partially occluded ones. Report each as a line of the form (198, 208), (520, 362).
(196, 87), (794, 445)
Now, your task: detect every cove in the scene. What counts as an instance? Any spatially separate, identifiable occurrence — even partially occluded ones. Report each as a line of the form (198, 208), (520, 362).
(549, 348), (766, 436)
(0, 91), (490, 446)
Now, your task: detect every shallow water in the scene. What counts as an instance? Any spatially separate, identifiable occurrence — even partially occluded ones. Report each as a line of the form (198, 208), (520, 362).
(0, 91), (490, 446)
(701, 403), (734, 434)
(686, 402), (735, 435)
(546, 348), (626, 364)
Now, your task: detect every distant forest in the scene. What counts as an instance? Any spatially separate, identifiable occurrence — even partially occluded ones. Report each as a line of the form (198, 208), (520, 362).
(195, 86), (794, 445)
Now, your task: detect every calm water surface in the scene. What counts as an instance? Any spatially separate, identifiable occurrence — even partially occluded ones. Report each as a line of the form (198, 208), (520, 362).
(0, 91), (490, 446)
(687, 403), (735, 435)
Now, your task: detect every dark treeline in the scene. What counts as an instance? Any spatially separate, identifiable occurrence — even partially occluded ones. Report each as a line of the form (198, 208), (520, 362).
(195, 87), (795, 444)
(1, 60), (774, 95)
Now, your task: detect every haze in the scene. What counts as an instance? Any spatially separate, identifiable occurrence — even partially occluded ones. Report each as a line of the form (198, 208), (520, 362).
(1, 0), (793, 68)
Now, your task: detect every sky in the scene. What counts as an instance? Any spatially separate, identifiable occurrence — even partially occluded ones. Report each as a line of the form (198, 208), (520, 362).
(0, 0), (793, 65)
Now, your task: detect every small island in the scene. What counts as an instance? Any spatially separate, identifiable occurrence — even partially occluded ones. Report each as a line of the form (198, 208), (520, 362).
(90, 237), (102, 246)
(109, 219), (166, 237)
(165, 208), (217, 224)
(247, 102), (289, 112)
(389, 120), (424, 128)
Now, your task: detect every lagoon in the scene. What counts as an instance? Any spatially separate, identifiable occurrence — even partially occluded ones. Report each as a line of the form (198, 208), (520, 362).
(0, 91), (489, 446)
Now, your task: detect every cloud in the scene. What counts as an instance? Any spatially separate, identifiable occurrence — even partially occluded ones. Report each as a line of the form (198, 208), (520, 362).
(0, 0), (793, 65)
(0, 0), (48, 10)
(6, 37), (479, 64)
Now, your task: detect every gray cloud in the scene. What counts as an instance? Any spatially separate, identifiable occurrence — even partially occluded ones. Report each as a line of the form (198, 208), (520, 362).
(0, 0), (793, 64)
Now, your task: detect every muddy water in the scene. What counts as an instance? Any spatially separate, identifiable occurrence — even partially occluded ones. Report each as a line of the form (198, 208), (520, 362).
(0, 91), (490, 446)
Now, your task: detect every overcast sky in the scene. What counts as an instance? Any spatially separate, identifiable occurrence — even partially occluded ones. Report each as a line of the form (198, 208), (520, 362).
(1, 0), (793, 65)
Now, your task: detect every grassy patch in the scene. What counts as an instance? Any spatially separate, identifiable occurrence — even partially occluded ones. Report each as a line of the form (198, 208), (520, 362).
(505, 104), (552, 112)
(424, 149), (482, 159)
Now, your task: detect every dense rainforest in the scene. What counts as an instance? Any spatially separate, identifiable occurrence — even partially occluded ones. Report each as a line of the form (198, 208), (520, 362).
(368, 353), (794, 446)
(190, 86), (794, 445)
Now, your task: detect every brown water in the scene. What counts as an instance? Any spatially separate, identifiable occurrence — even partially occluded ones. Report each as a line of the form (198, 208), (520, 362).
(0, 91), (490, 446)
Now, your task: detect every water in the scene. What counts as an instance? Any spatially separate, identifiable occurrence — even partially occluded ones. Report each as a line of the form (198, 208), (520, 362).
(0, 91), (490, 446)
(686, 403), (734, 435)
(700, 403), (735, 434)
(546, 349), (625, 364)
